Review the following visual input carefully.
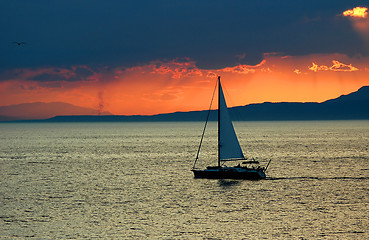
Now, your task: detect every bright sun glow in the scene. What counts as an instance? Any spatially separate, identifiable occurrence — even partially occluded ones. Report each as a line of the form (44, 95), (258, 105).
(343, 7), (368, 18)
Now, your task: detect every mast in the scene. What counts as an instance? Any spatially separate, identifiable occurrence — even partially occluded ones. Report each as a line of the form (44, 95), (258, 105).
(218, 76), (221, 167)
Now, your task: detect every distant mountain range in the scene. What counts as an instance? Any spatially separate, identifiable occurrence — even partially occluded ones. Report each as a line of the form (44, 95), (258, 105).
(1, 86), (368, 122)
(227, 85), (369, 121)
(0, 102), (111, 121)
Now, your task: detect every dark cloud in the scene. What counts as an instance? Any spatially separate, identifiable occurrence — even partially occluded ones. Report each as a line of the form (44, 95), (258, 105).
(1, 0), (368, 73)
(74, 67), (94, 78)
(29, 67), (95, 82)
(30, 73), (68, 82)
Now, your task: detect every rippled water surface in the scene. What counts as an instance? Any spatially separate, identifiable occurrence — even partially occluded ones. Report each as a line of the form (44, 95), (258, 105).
(1, 121), (368, 239)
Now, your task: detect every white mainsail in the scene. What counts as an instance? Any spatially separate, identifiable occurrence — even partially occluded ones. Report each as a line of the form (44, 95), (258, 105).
(218, 81), (245, 161)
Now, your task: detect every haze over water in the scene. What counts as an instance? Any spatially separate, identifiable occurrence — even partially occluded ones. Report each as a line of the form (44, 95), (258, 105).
(1, 121), (368, 239)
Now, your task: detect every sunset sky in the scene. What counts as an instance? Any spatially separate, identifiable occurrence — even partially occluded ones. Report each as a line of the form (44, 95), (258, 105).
(1, 0), (369, 115)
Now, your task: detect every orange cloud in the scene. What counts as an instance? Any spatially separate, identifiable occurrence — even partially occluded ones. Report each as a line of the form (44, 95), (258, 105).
(221, 59), (267, 74)
(343, 7), (368, 18)
(150, 60), (203, 79)
(122, 59), (203, 80)
(309, 60), (359, 72)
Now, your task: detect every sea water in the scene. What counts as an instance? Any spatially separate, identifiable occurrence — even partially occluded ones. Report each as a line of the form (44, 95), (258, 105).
(0, 121), (368, 239)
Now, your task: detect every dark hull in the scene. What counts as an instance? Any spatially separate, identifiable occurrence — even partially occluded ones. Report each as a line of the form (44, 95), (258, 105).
(192, 168), (266, 180)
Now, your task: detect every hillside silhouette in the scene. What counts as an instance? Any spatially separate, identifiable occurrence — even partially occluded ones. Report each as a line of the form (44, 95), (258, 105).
(0, 102), (111, 121)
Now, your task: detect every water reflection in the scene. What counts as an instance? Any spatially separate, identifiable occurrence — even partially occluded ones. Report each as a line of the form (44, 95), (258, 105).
(1, 121), (368, 239)
(267, 176), (369, 180)
(217, 179), (241, 188)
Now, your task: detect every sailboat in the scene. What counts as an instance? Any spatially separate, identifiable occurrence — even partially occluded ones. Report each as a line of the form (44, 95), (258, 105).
(192, 76), (271, 180)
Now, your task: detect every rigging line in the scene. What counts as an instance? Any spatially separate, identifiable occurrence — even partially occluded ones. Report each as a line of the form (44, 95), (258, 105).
(192, 80), (218, 169)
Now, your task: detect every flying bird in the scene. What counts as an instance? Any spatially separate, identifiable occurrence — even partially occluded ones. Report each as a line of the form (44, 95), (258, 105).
(12, 41), (26, 46)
